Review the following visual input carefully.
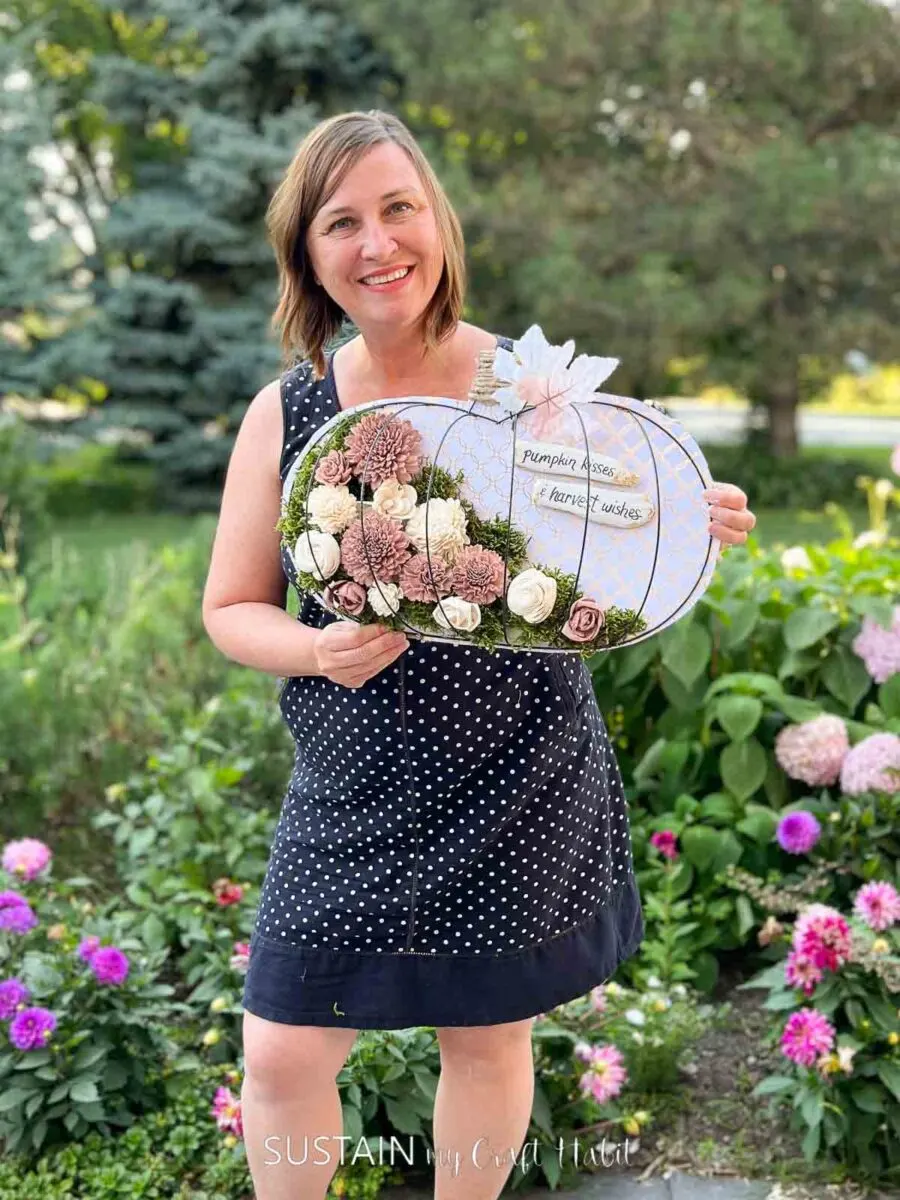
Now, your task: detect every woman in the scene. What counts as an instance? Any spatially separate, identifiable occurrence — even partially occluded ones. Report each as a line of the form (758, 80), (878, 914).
(202, 110), (756, 1200)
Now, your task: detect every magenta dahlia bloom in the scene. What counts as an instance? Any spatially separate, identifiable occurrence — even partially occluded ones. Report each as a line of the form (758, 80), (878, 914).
(840, 732), (900, 796)
(8, 1006), (57, 1051)
(792, 904), (852, 973)
(398, 552), (453, 602)
(851, 607), (900, 685)
(2, 838), (52, 882)
(76, 935), (101, 963)
(449, 545), (506, 605)
(0, 977), (31, 1020)
(343, 412), (423, 489)
(784, 950), (824, 997)
(89, 946), (129, 986)
(649, 830), (678, 860)
(776, 811), (821, 855)
(340, 510), (412, 586)
(211, 1085), (244, 1137)
(780, 1008), (835, 1067)
(578, 1043), (628, 1104)
(774, 714), (848, 787)
(853, 881), (900, 931)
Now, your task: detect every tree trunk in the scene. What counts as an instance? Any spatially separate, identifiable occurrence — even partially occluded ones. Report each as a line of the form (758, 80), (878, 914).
(767, 385), (799, 458)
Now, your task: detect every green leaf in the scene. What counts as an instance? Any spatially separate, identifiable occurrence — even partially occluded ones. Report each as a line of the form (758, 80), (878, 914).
(879, 673), (900, 720)
(776, 693), (825, 722)
(875, 1061), (900, 1102)
(681, 826), (720, 872)
(69, 1079), (100, 1104)
(705, 672), (783, 702)
(660, 666), (707, 711)
(851, 1083), (885, 1114)
(128, 827), (156, 858)
(801, 1122), (821, 1161)
(661, 623), (712, 688)
(0, 1088), (36, 1112)
(716, 695), (763, 741)
(735, 894), (755, 937)
(800, 1090), (824, 1127)
(698, 792), (738, 824)
(736, 805), (778, 846)
(141, 912), (168, 951)
(720, 738), (768, 801)
(784, 608), (840, 651)
(753, 1075), (795, 1097)
(718, 599), (760, 652)
(72, 1043), (107, 1072)
(820, 648), (872, 713)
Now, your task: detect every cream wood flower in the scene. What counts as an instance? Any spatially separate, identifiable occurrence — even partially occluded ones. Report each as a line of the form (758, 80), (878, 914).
(432, 596), (481, 632)
(367, 581), (404, 616)
(372, 478), (418, 521)
(292, 529), (341, 580)
(307, 484), (359, 534)
(405, 497), (470, 564)
(506, 567), (557, 624)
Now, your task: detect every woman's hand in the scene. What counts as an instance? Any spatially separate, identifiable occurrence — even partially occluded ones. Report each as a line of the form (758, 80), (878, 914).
(703, 482), (757, 549)
(314, 620), (409, 688)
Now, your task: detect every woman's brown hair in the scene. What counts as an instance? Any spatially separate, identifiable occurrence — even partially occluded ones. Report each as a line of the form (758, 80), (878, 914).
(266, 110), (467, 379)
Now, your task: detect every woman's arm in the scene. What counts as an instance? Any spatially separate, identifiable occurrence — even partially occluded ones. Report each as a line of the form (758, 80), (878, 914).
(201, 379), (321, 678)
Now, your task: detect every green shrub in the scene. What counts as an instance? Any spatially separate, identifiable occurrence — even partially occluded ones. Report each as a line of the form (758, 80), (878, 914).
(30, 442), (158, 519)
(704, 444), (890, 509)
(0, 415), (50, 570)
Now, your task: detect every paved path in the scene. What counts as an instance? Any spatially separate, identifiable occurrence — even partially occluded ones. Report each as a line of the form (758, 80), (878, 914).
(386, 1168), (773, 1199)
(663, 401), (900, 448)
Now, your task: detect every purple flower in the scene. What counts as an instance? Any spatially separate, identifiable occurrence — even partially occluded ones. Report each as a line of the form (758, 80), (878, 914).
(76, 935), (101, 963)
(89, 946), (129, 986)
(0, 889), (29, 910)
(1, 838), (52, 882)
(776, 811), (822, 855)
(9, 1006), (57, 1051)
(0, 978), (31, 1020)
(0, 900), (38, 935)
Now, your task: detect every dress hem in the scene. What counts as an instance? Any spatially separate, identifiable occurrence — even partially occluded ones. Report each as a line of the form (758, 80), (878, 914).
(241, 872), (644, 1030)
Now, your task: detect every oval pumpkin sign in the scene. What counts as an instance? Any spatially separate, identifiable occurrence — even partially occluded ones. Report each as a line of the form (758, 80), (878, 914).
(279, 325), (718, 656)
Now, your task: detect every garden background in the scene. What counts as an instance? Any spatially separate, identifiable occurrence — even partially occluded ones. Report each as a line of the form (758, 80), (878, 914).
(1, 1), (900, 1197)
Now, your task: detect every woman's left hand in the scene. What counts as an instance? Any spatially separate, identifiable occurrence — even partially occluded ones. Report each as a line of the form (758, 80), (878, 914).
(703, 482), (757, 548)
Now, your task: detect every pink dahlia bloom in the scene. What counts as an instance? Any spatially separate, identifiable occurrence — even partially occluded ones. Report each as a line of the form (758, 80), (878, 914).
(2, 838), (52, 882)
(792, 903), (852, 973)
(776, 811), (821, 854)
(340, 511), (412, 586)
(90, 946), (129, 986)
(9, 1006), (57, 1052)
(774, 714), (848, 787)
(0, 977), (30, 1020)
(212, 1085), (244, 1138)
(399, 552), (453, 602)
(343, 413), (423, 490)
(853, 881), (900, 931)
(212, 878), (244, 907)
(0, 895), (37, 935)
(578, 1043), (628, 1104)
(76, 935), (101, 963)
(649, 830), (678, 860)
(314, 450), (353, 487)
(784, 950), (824, 996)
(449, 545), (506, 605)
(839, 732), (900, 796)
(780, 1008), (835, 1067)
(230, 941), (251, 973)
(851, 607), (900, 685)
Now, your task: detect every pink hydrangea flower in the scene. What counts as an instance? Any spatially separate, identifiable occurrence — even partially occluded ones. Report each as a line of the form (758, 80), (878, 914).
(784, 950), (824, 996)
(774, 714), (848, 787)
(578, 1044), (628, 1104)
(792, 904), (852, 973)
(89, 946), (129, 986)
(840, 732), (900, 796)
(649, 830), (678, 860)
(852, 881), (900, 931)
(2, 838), (52, 882)
(851, 607), (900, 685)
(780, 1008), (835, 1067)
(211, 1085), (244, 1138)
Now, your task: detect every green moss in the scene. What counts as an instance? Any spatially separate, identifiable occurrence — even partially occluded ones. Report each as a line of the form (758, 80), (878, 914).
(412, 460), (464, 502)
(276, 412), (366, 546)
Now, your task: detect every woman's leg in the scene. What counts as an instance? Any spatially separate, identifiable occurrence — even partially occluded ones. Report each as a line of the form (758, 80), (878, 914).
(432, 1018), (536, 1200)
(241, 1011), (359, 1200)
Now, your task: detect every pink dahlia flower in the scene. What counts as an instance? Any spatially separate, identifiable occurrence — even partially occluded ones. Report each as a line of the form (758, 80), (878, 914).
(212, 1085), (244, 1138)
(578, 1043), (628, 1104)
(2, 838), (52, 882)
(852, 607), (900, 685)
(343, 413), (423, 490)
(839, 732), (900, 796)
(76, 935), (101, 963)
(776, 811), (821, 855)
(314, 450), (354, 487)
(212, 878), (244, 907)
(340, 511), (412, 586)
(0, 894), (37, 935)
(0, 977), (30, 1020)
(780, 1008), (835, 1067)
(90, 946), (129, 986)
(9, 1006), (57, 1051)
(784, 950), (824, 996)
(792, 903), (852, 973)
(398, 552), (453, 602)
(774, 714), (848, 787)
(449, 545), (506, 605)
(649, 830), (678, 860)
(852, 881), (900, 931)
(230, 941), (251, 973)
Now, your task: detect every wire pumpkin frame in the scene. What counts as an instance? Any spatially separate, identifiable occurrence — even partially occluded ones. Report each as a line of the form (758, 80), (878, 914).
(280, 343), (718, 656)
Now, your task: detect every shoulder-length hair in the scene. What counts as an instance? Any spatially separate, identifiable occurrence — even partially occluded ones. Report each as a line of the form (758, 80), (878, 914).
(266, 110), (467, 380)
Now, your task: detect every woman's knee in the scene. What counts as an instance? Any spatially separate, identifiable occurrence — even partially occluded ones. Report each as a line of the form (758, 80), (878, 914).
(435, 1018), (534, 1073)
(242, 1012), (358, 1101)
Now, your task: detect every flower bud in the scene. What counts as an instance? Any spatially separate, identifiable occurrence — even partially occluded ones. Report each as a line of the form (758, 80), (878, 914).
(202, 1028), (221, 1047)
(622, 1117), (640, 1136)
(210, 997), (228, 1013)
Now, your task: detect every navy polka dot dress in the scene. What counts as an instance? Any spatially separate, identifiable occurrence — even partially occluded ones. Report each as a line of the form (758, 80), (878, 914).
(241, 335), (645, 1029)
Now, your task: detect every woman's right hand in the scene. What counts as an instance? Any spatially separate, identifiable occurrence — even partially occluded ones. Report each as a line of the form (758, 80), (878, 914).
(313, 620), (409, 689)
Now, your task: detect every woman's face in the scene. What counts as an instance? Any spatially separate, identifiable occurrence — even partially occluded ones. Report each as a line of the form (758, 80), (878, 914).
(306, 142), (445, 336)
